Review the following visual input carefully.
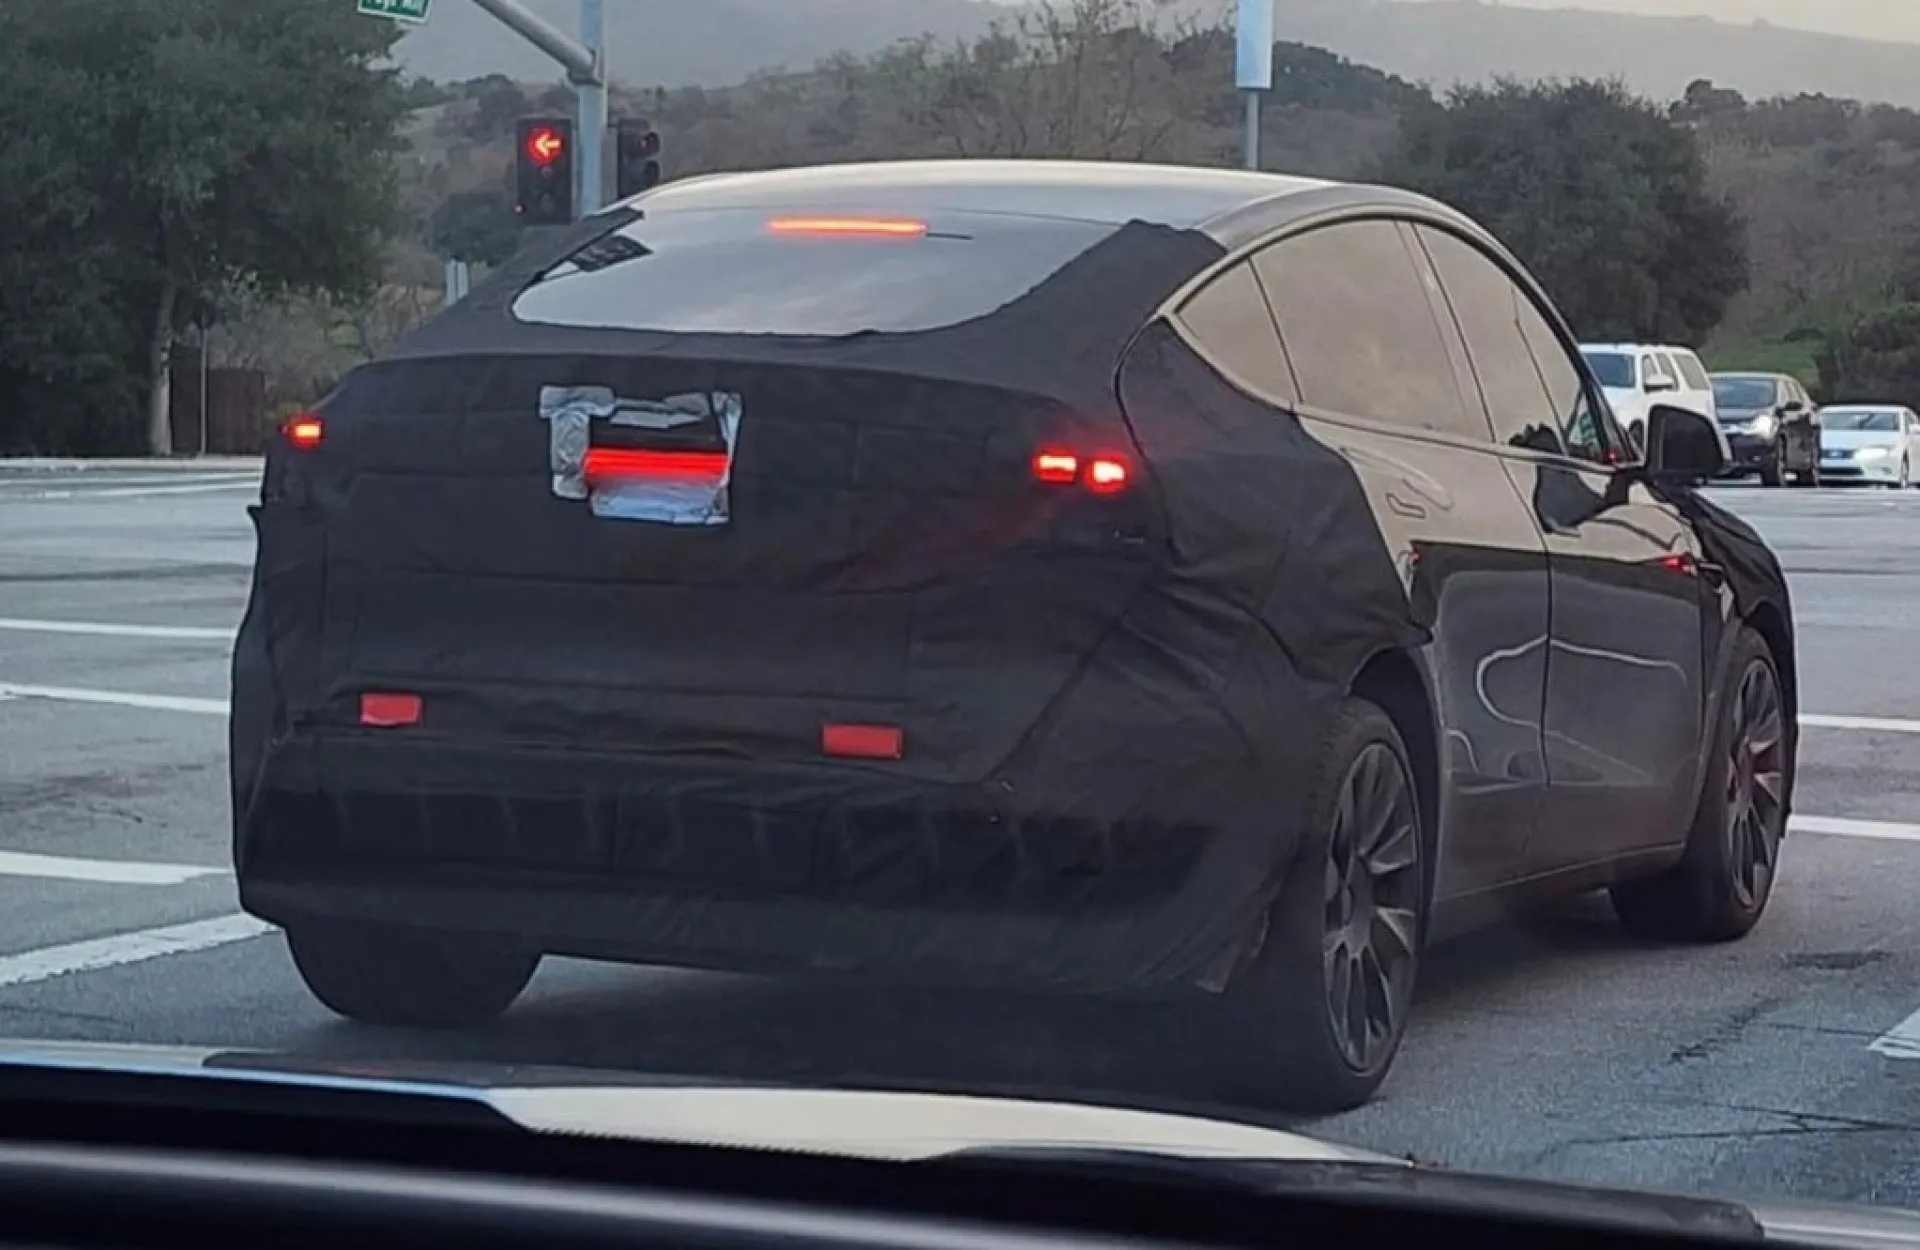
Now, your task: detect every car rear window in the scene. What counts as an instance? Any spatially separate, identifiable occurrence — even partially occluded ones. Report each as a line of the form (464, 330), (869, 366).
(1713, 376), (1779, 409)
(511, 208), (1121, 337)
(1581, 350), (1634, 390)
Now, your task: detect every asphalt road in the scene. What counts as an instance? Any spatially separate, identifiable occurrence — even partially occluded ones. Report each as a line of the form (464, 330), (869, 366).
(3, 460), (1920, 1211)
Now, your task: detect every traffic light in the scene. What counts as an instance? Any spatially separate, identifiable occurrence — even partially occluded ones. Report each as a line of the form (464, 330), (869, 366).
(615, 119), (663, 199)
(515, 117), (575, 226)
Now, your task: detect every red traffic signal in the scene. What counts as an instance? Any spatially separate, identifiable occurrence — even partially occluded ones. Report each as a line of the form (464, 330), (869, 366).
(525, 125), (567, 166)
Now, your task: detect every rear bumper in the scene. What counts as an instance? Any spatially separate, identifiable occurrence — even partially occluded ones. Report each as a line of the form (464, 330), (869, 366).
(232, 656), (1322, 995)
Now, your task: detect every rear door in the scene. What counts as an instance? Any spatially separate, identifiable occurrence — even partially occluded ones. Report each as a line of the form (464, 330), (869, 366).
(1235, 218), (1553, 901)
(1417, 225), (1709, 870)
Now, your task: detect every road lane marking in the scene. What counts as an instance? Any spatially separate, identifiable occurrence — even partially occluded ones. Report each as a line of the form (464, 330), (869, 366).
(0, 851), (228, 886)
(1870, 1006), (1920, 1060)
(1790, 815), (1920, 843)
(0, 618), (233, 641)
(1801, 713), (1920, 735)
(0, 914), (272, 990)
(0, 684), (226, 716)
(16, 480), (255, 501)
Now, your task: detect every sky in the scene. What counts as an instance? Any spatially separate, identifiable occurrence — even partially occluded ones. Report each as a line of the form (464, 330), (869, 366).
(1395, 0), (1920, 44)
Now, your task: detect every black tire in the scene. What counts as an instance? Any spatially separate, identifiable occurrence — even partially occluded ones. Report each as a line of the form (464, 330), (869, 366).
(1204, 698), (1428, 1113)
(287, 922), (539, 1027)
(1758, 445), (1783, 488)
(1611, 626), (1788, 943)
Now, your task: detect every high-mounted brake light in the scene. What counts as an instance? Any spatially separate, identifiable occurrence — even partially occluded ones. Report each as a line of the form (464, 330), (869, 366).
(1032, 448), (1131, 494)
(765, 217), (929, 238)
(283, 414), (323, 451)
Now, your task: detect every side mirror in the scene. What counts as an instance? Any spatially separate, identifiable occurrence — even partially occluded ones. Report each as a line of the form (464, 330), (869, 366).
(1780, 399), (1808, 417)
(1645, 375), (1679, 394)
(1646, 403), (1727, 484)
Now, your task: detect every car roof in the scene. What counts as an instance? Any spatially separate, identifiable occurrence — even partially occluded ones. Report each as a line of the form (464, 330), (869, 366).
(610, 158), (1462, 243)
(1582, 342), (1701, 355)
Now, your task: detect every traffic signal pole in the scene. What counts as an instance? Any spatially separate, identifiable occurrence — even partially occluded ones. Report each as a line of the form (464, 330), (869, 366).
(467, 0), (607, 214)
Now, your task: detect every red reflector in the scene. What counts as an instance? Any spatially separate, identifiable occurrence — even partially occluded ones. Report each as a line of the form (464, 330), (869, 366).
(360, 692), (422, 728)
(1032, 450), (1079, 483)
(582, 447), (730, 484)
(822, 723), (904, 760)
(284, 415), (323, 450)
(1661, 554), (1697, 576)
(1085, 455), (1130, 494)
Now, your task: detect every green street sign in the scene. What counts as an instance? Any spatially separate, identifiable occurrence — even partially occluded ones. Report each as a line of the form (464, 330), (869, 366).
(356, 0), (431, 25)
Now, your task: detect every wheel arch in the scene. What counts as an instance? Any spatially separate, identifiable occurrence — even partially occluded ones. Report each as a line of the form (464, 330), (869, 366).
(1350, 647), (1441, 897)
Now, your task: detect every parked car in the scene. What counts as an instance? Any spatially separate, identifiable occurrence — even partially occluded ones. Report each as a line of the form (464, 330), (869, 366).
(1710, 372), (1821, 487)
(1815, 405), (1920, 487)
(1579, 342), (1717, 447)
(231, 159), (1799, 1114)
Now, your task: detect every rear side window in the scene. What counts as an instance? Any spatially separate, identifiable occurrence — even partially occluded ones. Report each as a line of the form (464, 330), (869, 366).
(1173, 261), (1299, 405)
(1252, 220), (1476, 438)
(1674, 352), (1711, 390)
(511, 209), (1121, 337)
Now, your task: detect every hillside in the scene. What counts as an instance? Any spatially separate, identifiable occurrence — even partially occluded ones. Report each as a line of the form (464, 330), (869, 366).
(391, 0), (1920, 109)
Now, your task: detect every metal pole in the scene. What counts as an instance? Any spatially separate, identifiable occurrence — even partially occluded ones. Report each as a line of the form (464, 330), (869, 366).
(1243, 90), (1261, 170)
(197, 324), (209, 457)
(468, 0), (594, 79)
(576, 0), (606, 214)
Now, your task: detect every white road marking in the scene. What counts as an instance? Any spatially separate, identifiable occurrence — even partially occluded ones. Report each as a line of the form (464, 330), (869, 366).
(1790, 815), (1920, 843)
(0, 473), (253, 492)
(1870, 1006), (1920, 1060)
(0, 914), (272, 990)
(0, 683), (226, 716)
(22, 480), (254, 501)
(1801, 713), (1920, 735)
(0, 851), (228, 886)
(0, 618), (232, 642)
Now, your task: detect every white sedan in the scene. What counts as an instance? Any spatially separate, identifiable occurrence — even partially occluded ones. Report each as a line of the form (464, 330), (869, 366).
(1817, 405), (1920, 487)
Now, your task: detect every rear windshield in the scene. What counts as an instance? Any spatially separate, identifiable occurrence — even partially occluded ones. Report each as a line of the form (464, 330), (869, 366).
(511, 208), (1120, 337)
(1712, 376), (1779, 410)
(1581, 350), (1634, 390)
(1822, 409), (1901, 431)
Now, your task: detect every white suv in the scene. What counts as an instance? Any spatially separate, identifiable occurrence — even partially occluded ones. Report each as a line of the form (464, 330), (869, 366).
(1579, 343), (1718, 446)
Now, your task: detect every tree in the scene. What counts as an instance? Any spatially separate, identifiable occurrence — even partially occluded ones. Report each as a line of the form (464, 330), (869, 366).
(1816, 304), (1920, 404)
(1376, 79), (1749, 346)
(0, 0), (407, 454)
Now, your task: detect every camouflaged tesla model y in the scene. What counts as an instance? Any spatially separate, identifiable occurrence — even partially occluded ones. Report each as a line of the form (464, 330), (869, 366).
(231, 160), (1798, 1111)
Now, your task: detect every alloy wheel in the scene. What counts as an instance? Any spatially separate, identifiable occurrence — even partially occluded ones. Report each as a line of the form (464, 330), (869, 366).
(1322, 743), (1422, 1074)
(1724, 659), (1787, 912)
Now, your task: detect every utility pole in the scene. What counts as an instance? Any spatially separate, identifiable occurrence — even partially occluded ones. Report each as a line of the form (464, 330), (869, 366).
(467, 0), (608, 214)
(1236, 0), (1273, 170)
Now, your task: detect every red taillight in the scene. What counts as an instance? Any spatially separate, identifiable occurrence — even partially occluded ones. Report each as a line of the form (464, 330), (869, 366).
(1032, 448), (1132, 494)
(283, 414), (323, 451)
(582, 447), (729, 486)
(821, 723), (905, 760)
(1032, 450), (1079, 483)
(359, 691), (422, 728)
(1085, 456), (1129, 494)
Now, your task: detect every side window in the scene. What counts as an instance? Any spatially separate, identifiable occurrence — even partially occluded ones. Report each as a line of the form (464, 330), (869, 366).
(1675, 352), (1711, 391)
(1172, 261), (1299, 406)
(1416, 226), (1564, 456)
(1520, 301), (1613, 463)
(1250, 220), (1479, 438)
